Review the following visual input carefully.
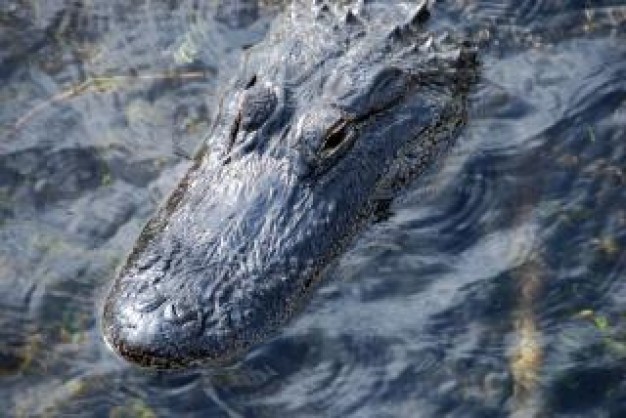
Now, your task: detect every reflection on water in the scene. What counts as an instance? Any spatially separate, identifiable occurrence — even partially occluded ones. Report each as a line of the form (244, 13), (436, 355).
(1, 0), (625, 416)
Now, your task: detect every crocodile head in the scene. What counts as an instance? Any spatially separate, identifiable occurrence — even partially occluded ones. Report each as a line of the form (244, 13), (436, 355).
(102, 1), (476, 368)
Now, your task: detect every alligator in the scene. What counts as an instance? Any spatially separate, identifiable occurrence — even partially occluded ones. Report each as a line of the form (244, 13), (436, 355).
(102, 0), (477, 368)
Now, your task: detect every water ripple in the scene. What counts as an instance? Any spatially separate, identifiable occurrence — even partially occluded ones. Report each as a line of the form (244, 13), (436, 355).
(1, 1), (625, 417)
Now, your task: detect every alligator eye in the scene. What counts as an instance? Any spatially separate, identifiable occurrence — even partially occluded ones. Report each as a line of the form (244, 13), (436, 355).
(321, 119), (353, 156)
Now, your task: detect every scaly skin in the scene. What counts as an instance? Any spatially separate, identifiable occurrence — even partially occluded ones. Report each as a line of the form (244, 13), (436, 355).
(102, 0), (477, 368)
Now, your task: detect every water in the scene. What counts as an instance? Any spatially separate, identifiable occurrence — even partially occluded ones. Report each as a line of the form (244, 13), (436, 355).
(1, 0), (625, 416)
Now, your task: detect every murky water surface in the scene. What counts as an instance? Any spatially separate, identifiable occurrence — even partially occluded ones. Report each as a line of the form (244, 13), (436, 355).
(1, 0), (625, 416)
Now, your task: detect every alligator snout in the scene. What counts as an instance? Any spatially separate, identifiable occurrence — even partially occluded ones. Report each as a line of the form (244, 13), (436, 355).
(103, 270), (228, 367)
(102, 155), (312, 367)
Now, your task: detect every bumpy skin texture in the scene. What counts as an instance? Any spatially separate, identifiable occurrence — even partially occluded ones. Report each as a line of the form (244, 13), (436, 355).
(102, 0), (477, 368)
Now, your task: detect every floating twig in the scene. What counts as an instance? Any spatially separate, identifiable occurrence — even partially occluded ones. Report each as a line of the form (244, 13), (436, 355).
(9, 71), (207, 134)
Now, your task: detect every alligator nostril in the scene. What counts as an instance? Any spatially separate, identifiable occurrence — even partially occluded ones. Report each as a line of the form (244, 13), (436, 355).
(163, 301), (199, 325)
(135, 292), (167, 313)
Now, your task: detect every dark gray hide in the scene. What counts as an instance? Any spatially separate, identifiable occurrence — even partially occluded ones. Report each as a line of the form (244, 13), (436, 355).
(102, 0), (477, 368)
